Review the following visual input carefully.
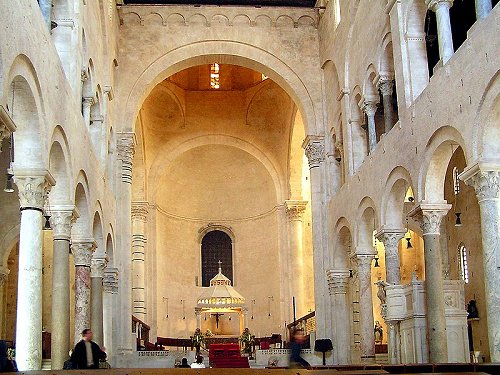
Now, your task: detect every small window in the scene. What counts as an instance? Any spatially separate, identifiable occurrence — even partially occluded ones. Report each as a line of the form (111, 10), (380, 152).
(453, 167), (460, 195)
(459, 244), (469, 284)
(210, 63), (220, 89)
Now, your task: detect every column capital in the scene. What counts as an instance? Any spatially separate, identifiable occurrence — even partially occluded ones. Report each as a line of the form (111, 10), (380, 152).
(81, 69), (89, 82)
(377, 77), (395, 96)
(71, 240), (96, 267)
(361, 101), (378, 117)
(460, 161), (500, 202)
(326, 269), (350, 295)
(408, 202), (451, 235)
(91, 257), (108, 278)
(302, 135), (325, 169)
(0, 265), (10, 287)
(50, 206), (79, 241)
(356, 253), (376, 267)
(116, 132), (136, 184)
(426, 0), (454, 11)
(132, 201), (149, 221)
(103, 267), (119, 294)
(13, 169), (55, 210)
(285, 200), (308, 220)
(375, 228), (406, 248)
(82, 96), (95, 107)
(0, 105), (16, 141)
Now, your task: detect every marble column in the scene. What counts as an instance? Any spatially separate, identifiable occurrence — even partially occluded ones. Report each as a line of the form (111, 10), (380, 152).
(49, 207), (77, 369)
(13, 170), (54, 370)
(82, 97), (94, 129)
(377, 77), (396, 133)
(131, 202), (148, 321)
(475, 0), (492, 20)
(71, 240), (96, 345)
(103, 268), (119, 361)
(285, 200), (308, 316)
(462, 164), (500, 361)
(355, 253), (376, 363)
(327, 269), (350, 364)
(409, 203), (451, 363)
(361, 101), (378, 153)
(91, 257), (108, 347)
(115, 132), (136, 356)
(302, 135), (328, 338)
(387, 321), (401, 364)
(375, 228), (405, 285)
(426, 0), (455, 64)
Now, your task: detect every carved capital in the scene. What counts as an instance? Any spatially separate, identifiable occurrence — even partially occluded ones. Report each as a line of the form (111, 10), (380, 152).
(81, 69), (89, 82)
(408, 203), (451, 235)
(116, 132), (136, 184)
(103, 267), (119, 294)
(361, 101), (378, 117)
(377, 78), (395, 97)
(71, 240), (96, 267)
(132, 201), (149, 221)
(302, 135), (325, 169)
(426, 0), (454, 11)
(375, 228), (405, 254)
(13, 170), (55, 210)
(50, 207), (79, 240)
(461, 164), (500, 202)
(82, 96), (95, 107)
(285, 200), (308, 221)
(356, 253), (376, 273)
(326, 269), (350, 295)
(91, 257), (108, 278)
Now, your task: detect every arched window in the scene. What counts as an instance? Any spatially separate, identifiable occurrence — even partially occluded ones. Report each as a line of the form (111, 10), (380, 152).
(201, 230), (233, 287)
(459, 244), (469, 284)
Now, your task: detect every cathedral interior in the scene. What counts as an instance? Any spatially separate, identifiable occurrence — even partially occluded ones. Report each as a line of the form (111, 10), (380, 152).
(0, 0), (499, 372)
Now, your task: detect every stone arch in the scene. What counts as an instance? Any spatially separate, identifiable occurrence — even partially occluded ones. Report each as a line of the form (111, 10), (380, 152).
(198, 223), (235, 243)
(92, 209), (104, 256)
(72, 171), (91, 239)
(333, 219), (352, 269)
(355, 197), (377, 251)
(473, 72), (500, 160)
(48, 131), (72, 205)
(363, 64), (378, 99)
(105, 231), (114, 266)
(378, 32), (395, 76)
(323, 60), (341, 133)
(121, 40), (318, 136)
(148, 134), (285, 202)
(381, 166), (414, 229)
(418, 126), (467, 202)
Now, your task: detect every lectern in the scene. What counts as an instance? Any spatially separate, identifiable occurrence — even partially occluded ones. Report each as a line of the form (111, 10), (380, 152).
(314, 339), (333, 366)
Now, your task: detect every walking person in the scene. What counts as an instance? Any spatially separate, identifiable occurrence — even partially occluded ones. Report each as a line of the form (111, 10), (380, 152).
(70, 329), (106, 369)
(289, 329), (310, 369)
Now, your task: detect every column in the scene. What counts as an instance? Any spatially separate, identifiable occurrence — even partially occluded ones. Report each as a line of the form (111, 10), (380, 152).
(91, 257), (107, 347)
(377, 76), (396, 133)
(195, 308), (202, 330)
(131, 202), (148, 321)
(361, 101), (378, 153)
(462, 164), (500, 361)
(0, 105), (16, 144)
(115, 132), (136, 356)
(475, 0), (492, 20)
(387, 321), (400, 364)
(355, 253), (376, 363)
(302, 135), (328, 338)
(426, 0), (455, 64)
(285, 200), (308, 317)
(0, 266), (10, 338)
(82, 97), (94, 128)
(49, 207), (77, 369)
(103, 268), (119, 361)
(71, 240), (95, 345)
(13, 170), (54, 370)
(409, 203), (451, 363)
(327, 269), (350, 364)
(375, 228), (405, 285)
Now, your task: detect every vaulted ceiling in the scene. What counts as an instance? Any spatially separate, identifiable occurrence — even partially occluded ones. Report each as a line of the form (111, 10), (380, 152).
(124, 0), (316, 7)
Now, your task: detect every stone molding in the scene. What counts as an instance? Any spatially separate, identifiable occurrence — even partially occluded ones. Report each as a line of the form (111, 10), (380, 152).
(326, 269), (350, 295)
(284, 200), (308, 221)
(103, 267), (119, 294)
(0, 105), (16, 142)
(91, 257), (108, 278)
(132, 201), (149, 221)
(71, 240), (96, 267)
(426, 0), (454, 11)
(13, 169), (55, 210)
(50, 206), (79, 240)
(356, 253), (376, 270)
(82, 96), (95, 107)
(119, 6), (318, 29)
(116, 132), (136, 184)
(408, 203), (451, 235)
(302, 135), (325, 169)
(460, 162), (500, 202)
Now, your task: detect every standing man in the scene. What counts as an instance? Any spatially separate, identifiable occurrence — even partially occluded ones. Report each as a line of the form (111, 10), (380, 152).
(70, 329), (106, 369)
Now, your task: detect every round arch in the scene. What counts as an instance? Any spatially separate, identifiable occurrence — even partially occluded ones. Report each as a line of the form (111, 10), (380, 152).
(121, 40), (319, 136)
(380, 166), (415, 228)
(355, 196), (378, 251)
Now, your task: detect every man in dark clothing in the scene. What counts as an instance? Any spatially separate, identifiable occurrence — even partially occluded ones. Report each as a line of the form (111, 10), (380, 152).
(289, 329), (310, 369)
(70, 329), (106, 369)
